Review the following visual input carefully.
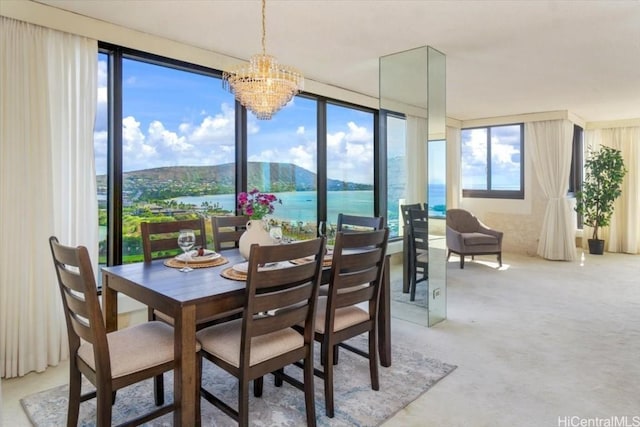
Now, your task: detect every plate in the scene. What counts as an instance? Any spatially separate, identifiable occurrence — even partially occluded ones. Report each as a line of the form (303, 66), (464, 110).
(176, 249), (220, 262)
(232, 261), (290, 273)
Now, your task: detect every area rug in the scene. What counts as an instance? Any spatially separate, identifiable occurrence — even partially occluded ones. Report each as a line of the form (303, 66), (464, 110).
(391, 277), (428, 308)
(21, 335), (455, 426)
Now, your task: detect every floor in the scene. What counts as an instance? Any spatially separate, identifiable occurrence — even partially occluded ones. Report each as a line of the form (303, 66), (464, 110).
(2, 250), (639, 426)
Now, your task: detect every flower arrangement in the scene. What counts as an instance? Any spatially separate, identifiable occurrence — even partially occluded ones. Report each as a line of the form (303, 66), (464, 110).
(237, 188), (281, 220)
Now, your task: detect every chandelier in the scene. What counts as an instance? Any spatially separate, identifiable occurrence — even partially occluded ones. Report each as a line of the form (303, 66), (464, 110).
(222, 0), (304, 120)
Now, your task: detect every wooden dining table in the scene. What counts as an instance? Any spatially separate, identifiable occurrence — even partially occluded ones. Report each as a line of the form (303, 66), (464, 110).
(101, 248), (391, 426)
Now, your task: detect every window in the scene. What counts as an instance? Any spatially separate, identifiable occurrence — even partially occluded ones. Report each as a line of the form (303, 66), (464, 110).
(461, 124), (524, 199)
(96, 43), (380, 266)
(385, 113), (407, 238)
(326, 102), (375, 228)
(428, 139), (446, 217)
(246, 95), (318, 241)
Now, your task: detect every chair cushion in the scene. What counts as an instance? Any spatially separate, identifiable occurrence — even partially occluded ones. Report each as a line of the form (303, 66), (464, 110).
(77, 321), (182, 379)
(462, 232), (498, 246)
(196, 318), (304, 368)
(313, 296), (369, 334)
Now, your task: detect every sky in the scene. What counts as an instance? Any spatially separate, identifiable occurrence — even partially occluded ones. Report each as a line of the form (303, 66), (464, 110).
(94, 55), (379, 185)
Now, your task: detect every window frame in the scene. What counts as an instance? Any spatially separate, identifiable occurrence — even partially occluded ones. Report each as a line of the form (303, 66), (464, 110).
(461, 123), (525, 200)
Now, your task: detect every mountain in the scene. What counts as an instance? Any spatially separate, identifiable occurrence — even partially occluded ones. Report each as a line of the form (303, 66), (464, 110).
(96, 162), (373, 201)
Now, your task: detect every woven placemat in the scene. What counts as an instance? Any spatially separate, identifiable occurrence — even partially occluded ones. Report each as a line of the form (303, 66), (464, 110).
(220, 267), (247, 281)
(164, 256), (228, 269)
(290, 257), (333, 267)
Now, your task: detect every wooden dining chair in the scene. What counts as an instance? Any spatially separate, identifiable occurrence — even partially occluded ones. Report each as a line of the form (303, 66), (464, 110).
(336, 213), (384, 232)
(48, 236), (193, 426)
(408, 208), (429, 301)
(310, 228), (389, 418)
(196, 237), (325, 427)
(140, 217), (207, 262)
(211, 215), (249, 252)
(400, 204), (423, 293)
(141, 217), (238, 404)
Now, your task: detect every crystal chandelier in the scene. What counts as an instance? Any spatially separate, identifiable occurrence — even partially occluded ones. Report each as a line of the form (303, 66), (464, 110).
(222, 0), (304, 120)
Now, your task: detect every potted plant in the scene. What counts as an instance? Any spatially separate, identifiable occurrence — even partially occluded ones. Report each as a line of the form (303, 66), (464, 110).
(575, 146), (627, 255)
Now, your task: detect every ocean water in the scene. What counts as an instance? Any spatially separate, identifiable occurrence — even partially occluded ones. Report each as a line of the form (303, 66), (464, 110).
(175, 185), (446, 232)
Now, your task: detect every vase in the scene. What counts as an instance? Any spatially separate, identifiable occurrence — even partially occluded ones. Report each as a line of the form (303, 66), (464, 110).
(239, 219), (274, 260)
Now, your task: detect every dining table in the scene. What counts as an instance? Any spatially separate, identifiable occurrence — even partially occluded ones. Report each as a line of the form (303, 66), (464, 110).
(101, 248), (391, 426)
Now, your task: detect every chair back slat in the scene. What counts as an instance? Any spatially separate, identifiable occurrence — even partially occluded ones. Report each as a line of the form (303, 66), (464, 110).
(336, 214), (384, 232)
(243, 239), (325, 346)
(253, 283), (313, 314)
(326, 228), (388, 328)
(49, 236), (110, 371)
(141, 218), (207, 262)
(211, 215), (249, 252)
(409, 209), (429, 252)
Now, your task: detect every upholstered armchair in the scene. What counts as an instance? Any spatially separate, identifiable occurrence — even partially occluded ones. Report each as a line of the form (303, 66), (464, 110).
(446, 209), (503, 269)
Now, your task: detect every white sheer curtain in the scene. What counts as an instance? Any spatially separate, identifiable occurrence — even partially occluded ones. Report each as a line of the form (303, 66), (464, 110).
(585, 127), (640, 254)
(446, 126), (461, 209)
(405, 115), (428, 204)
(527, 120), (577, 260)
(0, 17), (98, 378)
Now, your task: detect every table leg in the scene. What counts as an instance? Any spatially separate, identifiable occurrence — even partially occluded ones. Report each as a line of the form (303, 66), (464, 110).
(102, 272), (118, 332)
(174, 305), (198, 426)
(378, 256), (392, 367)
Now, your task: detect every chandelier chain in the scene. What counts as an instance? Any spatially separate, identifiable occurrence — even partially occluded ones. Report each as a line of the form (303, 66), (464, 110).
(261, 0), (266, 55)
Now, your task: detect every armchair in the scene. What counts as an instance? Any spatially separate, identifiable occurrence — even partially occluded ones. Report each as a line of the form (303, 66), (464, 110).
(446, 208), (503, 269)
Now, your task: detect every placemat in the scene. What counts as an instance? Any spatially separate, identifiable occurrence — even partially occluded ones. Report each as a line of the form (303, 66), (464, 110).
(220, 266), (247, 281)
(290, 256), (333, 267)
(164, 256), (228, 269)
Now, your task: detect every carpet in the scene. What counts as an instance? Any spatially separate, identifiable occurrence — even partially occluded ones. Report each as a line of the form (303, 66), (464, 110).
(21, 335), (455, 426)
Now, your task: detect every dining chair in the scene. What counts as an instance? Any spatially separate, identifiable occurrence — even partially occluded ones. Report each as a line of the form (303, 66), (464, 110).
(211, 215), (249, 252)
(400, 203), (423, 293)
(48, 236), (193, 426)
(141, 217), (207, 262)
(141, 217), (238, 404)
(310, 228), (389, 418)
(336, 213), (384, 232)
(408, 208), (429, 301)
(196, 237), (325, 427)
(319, 213), (385, 299)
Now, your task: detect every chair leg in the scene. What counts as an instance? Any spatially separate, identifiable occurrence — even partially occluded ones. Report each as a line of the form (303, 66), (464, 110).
(254, 376), (263, 397)
(303, 355), (317, 427)
(333, 344), (339, 365)
(96, 384), (113, 427)
(409, 272), (416, 301)
(66, 366), (81, 427)
(324, 339), (335, 418)
(239, 380), (250, 427)
(154, 374), (164, 406)
(368, 329), (379, 391)
(498, 252), (502, 267)
(460, 255), (465, 269)
(274, 368), (284, 387)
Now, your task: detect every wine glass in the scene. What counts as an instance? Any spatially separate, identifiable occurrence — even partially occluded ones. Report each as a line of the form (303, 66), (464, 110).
(269, 226), (283, 244)
(177, 229), (196, 272)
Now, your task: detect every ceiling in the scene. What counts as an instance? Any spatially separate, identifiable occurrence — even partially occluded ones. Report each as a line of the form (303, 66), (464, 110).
(36, 0), (640, 122)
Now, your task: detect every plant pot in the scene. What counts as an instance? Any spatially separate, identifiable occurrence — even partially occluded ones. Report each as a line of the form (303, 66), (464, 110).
(587, 238), (605, 255)
(238, 219), (274, 260)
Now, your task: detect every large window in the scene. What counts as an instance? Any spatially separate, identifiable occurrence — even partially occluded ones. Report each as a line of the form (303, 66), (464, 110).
(246, 96), (318, 241)
(385, 114), (407, 238)
(326, 102), (375, 227)
(96, 44), (380, 266)
(461, 123), (524, 199)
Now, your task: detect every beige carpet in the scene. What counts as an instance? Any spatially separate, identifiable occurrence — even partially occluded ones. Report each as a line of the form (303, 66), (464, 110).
(384, 251), (640, 427)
